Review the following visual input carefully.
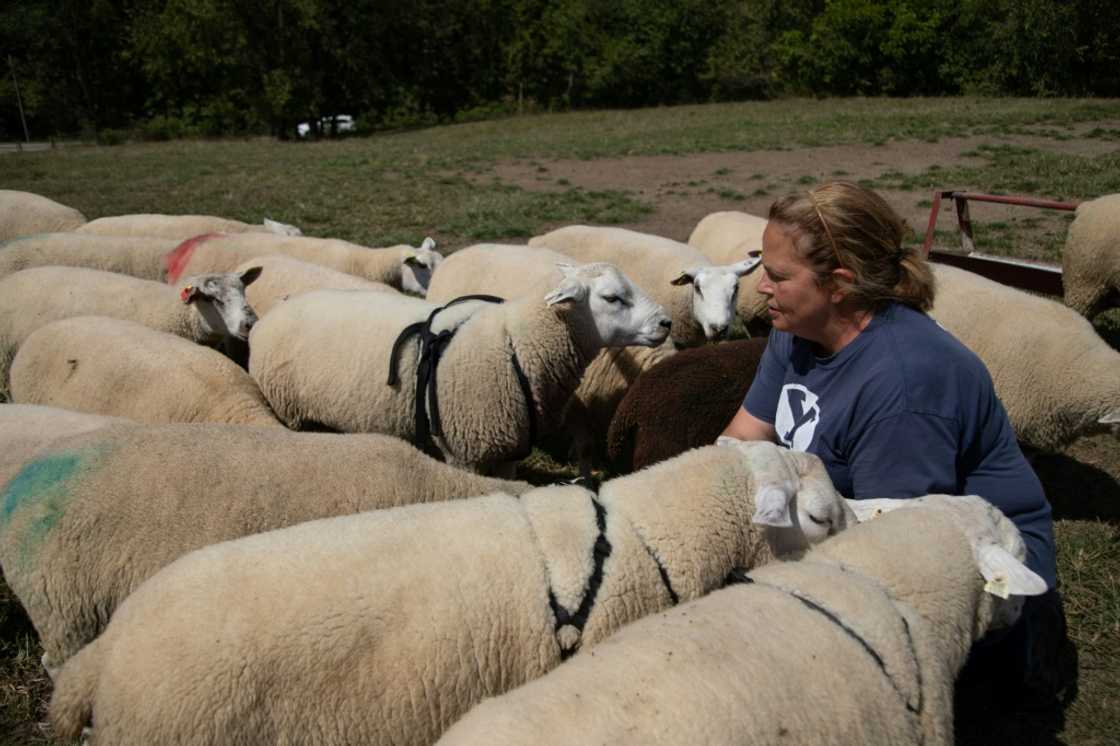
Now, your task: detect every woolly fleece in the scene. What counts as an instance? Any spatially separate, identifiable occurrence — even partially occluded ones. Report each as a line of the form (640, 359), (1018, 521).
(233, 254), (397, 316)
(0, 233), (180, 281)
(11, 316), (283, 426)
(0, 422), (529, 668)
(0, 190), (86, 240)
(1063, 193), (1120, 318)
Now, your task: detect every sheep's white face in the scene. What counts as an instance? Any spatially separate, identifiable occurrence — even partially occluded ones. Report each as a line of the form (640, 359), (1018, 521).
(545, 263), (671, 348)
(401, 237), (443, 296)
(672, 254), (762, 340)
(179, 267), (262, 341)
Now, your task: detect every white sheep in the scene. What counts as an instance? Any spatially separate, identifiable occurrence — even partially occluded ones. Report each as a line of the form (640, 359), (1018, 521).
(1062, 192), (1120, 319)
(0, 421), (530, 673)
(528, 225), (760, 345)
(233, 254), (397, 317)
(0, 190), (86, 240)
(930, 263), (1120, 451)
(0, 232), (181, 280)
(687, 209), (770, 325)
(426, 242), (677, 473)
(11, 316), (283, 427)
(0, 265), (260, 399)
(248, 263), (671, 472)
(164, 232), (442, 295)
(74, 213), (302, 239)
(48, 441), (857, 746)
(437, 494), (1047, 746)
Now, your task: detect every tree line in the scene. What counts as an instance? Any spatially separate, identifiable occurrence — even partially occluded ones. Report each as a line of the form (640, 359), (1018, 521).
(2, 0), (1117, 141)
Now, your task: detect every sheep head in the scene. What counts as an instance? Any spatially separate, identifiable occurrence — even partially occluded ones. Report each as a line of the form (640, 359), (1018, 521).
(544, 262), (671, 348)
(670, 252), (762, 341)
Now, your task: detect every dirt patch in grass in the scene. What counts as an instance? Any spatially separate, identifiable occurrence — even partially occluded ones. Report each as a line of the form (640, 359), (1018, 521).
(489, 132), (1115, 255)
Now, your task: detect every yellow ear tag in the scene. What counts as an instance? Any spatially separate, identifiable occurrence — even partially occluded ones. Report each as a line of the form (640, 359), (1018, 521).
(984, 573), (1010, 599)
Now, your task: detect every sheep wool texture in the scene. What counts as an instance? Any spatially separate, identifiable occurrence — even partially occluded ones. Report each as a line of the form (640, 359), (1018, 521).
(248, 286), (601, 470)
(233, 254), (397, 317)
(10, 316), (283, 427)
(425, 243), (571, 304)
(688, 209), (770, 324)
(529, 225), (716, 346)
(0, 267), (224, 398)
(74, 213), (271, 239)
(0, 190), (86, 240)
(0, 404), (132, 485)
(930, 263), (1120, 451)
(163, 231), (424, 289)
(437, 498), (1025, 746)
(1063, 192), (1120, 318)
(48, 442), (845, 746)
(608, 337), (767, 472)
(0, 422), (530, 669)
(0, 233), (181, 281)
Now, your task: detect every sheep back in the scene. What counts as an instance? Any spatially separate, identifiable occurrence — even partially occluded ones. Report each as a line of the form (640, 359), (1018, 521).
(1063, 193), (1120, 318)
(0, 422), (531, 667)
(10, 316), (283, 427)
(425, 243), (570, 303)
(75, 213), (265, 239)
(437, 506), (989, 746)
(233, 254), (396, 317)
(930, 263), (1120, 450)
(0, 233), (180, 281)
(608, 337), (767, 472)
(0, 190), (86, 240)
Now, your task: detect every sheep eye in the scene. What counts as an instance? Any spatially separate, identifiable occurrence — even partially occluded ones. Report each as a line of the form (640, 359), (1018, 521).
(807, 514), (827, 525)
(602, 294), (624, 305)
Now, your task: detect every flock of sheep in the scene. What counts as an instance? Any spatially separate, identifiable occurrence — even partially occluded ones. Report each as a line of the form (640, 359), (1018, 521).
(0, 186), (1114, 745)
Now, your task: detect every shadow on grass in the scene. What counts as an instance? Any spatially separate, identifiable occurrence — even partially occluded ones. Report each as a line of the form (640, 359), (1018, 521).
(1033, 451), (1120, 524)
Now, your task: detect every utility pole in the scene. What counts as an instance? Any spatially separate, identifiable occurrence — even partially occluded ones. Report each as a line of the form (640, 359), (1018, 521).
(9, 55), (30, 144)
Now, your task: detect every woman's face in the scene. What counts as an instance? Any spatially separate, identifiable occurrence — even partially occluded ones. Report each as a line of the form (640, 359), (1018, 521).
(757, 221), (836, 341)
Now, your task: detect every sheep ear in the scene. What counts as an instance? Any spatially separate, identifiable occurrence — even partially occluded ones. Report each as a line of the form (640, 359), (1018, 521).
(263, 217), (301, 236)
(419, 236), (436, 252)
(404, 253), (425, 268)
(977, 544), (1048, 598)
(240, 266), (263, 287)
(733, 251), (763, 277)
(670, 270), (696, 287)
(545, 269), (588, 306)
(751, 485), (794, 528)
(1099, 409), (1120, 425)
(179, 284), (199, 304)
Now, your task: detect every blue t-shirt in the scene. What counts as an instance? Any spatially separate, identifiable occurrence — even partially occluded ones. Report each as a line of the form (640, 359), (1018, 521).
(743, 302), (1057, 588)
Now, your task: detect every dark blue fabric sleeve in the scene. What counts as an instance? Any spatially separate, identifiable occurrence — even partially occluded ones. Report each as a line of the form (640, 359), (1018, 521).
(743, 330), (787, 425)
(846, 412), (961, 499)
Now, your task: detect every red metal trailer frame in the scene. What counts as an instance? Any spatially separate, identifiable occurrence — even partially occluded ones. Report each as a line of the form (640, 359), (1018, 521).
(920, 189), (1078, 296)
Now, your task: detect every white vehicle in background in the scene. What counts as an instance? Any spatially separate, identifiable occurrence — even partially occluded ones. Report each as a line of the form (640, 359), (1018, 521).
(296, 114), (355, 138)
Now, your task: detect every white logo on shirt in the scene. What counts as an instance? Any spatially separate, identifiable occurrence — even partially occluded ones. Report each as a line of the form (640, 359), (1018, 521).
(776, 384), (820, 451)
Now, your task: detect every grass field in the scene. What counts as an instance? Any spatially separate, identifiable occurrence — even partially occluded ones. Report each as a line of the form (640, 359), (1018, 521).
(1, 96), (1118, 745)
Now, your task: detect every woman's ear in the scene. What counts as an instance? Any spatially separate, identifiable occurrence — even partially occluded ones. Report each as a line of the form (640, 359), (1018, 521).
(828, 267), (855, 303)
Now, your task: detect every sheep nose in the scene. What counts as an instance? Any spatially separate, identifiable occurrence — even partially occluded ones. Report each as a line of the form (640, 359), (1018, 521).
(710, 325), (728, 340)
(659, 318), (672, 330)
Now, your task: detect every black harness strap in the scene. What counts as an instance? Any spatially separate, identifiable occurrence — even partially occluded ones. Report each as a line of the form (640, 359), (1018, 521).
(387, 294), (537, 461)
(724, 569), (923, 718)
(547, 495), (613, 660)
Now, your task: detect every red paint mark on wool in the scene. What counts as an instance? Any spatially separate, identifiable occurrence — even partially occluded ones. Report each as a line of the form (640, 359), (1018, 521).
(163, 233), (222, 284)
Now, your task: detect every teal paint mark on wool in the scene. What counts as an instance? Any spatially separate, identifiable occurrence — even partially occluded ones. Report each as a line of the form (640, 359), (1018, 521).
(1, 453), (84, 566)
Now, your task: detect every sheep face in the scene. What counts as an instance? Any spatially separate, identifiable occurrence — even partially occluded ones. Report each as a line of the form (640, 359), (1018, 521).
(672, 253), (762, 340)
(400, 237), (443, 296)
(545, 262), (671, 348)
(179, 266), (262, 341)
(716, 436), (856, 554)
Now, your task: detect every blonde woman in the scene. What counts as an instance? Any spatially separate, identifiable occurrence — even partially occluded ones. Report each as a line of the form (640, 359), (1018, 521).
(722, 181), (1062, 700)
